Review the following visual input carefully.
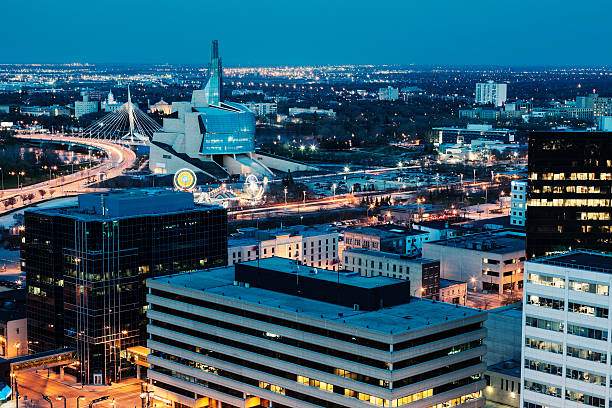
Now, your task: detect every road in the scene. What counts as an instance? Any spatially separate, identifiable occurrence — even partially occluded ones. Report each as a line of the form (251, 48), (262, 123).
(0, 134), (136, 215)
(13, 371), (142, 408)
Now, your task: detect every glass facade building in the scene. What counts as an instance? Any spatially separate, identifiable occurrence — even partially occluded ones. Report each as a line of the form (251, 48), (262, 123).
(527, 131), (612, 258)
(23, 191), (227, 384)
(196, 102), (256, 155)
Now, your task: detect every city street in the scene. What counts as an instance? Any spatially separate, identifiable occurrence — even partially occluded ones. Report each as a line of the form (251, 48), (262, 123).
(12, 371), (142, 408)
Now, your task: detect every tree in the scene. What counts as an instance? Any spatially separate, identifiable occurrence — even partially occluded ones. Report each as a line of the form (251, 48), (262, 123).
(5, 197), (16, 208)
(39, 189), (47, 199)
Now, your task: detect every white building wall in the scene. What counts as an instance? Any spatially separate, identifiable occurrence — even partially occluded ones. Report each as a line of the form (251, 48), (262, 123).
(521, 256), (612, 408)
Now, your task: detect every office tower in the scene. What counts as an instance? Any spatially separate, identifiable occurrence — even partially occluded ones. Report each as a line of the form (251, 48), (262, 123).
(146, 257), (487, 408)
(510, 179), (527, 226)
(475, 81), (507, 107)
(378, 86), (399, 101)
(74, 93), (99, 118)
(526, 131), (612, 258)
(521, 250), (612, 408)
(23, 191), (227, 384)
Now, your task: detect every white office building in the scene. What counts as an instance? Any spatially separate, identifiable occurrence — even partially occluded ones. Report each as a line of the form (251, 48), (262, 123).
(510, 180), (527, 226)
(475, 82), (507, 107)
(521, 250), (612, 408)
(146, 257), (487, 408)
(288, 106), (336, 118)
(74, 94), (99, 118)
(422, 231), (525, 295)
(378, 86), (400, 101)
(244, 102), (277, 118)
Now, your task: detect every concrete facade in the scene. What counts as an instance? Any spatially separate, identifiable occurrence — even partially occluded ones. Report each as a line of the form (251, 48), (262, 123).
(146, 262), (487, 408)
(422, 231), (525, 295)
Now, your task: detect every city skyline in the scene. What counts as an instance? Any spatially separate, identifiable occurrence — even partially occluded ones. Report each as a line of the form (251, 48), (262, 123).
(3, 0), (612, 66)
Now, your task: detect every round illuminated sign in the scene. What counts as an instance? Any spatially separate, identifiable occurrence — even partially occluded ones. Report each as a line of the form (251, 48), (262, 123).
(174, 168), (197, 191)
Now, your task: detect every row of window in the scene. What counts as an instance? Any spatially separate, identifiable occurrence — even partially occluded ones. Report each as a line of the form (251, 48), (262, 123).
(527, 273), (610, 295)
(527, 294), (609, 317)
(525, 338), (609, 363)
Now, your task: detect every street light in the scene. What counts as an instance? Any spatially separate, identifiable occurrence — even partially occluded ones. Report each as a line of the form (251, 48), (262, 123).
(331, 183), (337, 200)
(471, 277), (477, 292)
(76, 396), (86, 408)
(343, 166), (350, 173)
(367, 203), (375, 218)
(57, 395), (67, 408)
(0, 167), (3, 190)
(283, 187), (288, 207)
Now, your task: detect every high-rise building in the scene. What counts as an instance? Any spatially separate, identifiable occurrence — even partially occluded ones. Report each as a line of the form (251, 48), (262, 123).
(23, 191), (227, 384)
(74, 93), (99, 118)
(378, 86), (399, 101)
(521, 250), (612, 408)
(146, 257), (487, 408)
(475, 81), (507, 107)
(526, 131), (612, 258)
(510, 179), (527, 226)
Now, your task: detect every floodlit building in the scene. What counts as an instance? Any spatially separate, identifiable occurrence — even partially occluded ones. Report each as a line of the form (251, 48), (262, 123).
(149, 99), (173, 115)
(510, 179), (527, 226)
(288, 106), (336, 118)
(484, 360), (520, 408)
(422, 231), (525, 295)
(432, 124), (515, 146)
(228, 225), (339, 270)
(146, 257), (487, 408)
(23, 191), (227, 384)
(150, 41), (315, 179)
(378, 86), (399, 101)
(74, 93), (99, 118)
(475, 81), (507, 107)
(243, 102), (277, 118)
(527, 131), (612, 258)
(521, 250), (612, 408)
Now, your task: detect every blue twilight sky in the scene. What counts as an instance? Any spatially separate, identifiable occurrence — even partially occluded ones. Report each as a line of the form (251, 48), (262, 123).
(2, 0), (611, 66)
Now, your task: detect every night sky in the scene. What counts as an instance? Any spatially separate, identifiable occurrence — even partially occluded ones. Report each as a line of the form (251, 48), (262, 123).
(2, 0), (611, 66)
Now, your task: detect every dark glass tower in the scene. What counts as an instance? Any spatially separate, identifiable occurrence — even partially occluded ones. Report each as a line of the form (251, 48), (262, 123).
(23, 191), (227, 384)
(527, 131), (612, 258)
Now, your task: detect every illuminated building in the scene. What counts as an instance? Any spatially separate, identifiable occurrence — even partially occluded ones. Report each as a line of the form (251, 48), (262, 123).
(475, 81), (507, 107)
(228, 225), (339, 270)
(146, 257), (486, 408)
(149, 99), (173, 115)
(74, 93), (99, 118)
(521, 250), (612, 408)
(378, 86), (399, 101)
(149, 40), (315, 179)
(526, 131), (612, 258)
(510, 180), (527, 227)
(23, 191), (227, 384)
(432, 125), (515, 146)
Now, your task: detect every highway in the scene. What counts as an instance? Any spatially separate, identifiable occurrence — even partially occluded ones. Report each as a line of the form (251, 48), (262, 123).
(0, 134), (136, 215)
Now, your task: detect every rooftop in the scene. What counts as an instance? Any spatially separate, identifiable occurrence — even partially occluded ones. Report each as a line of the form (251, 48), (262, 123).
(425, 231), (525, 255)
(150, 264), (484, 336)
(240, 257), (399, 289)
(532, 250), (612, 274)
(487, 359), (521, 378)
(344, 248), (438, 264)
(346, 224), (429, 239)
(440, 279), (466, 288)
(28, 191), (221, 220)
